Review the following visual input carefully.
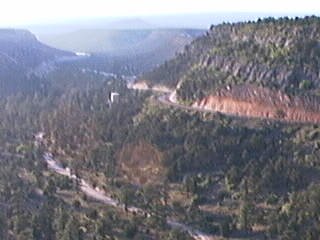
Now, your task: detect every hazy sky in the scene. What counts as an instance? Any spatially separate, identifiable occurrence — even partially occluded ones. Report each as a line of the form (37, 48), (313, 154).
(1, 0), (319, 26)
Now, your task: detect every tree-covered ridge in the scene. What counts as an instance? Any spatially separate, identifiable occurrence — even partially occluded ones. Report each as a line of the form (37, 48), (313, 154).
(0, 29), (73, 97)
(143, 16), (320, 100)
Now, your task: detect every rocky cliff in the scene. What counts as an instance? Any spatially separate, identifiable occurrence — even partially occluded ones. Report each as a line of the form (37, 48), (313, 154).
(144, 16), (320, 96)
(142, 16), (320, 123)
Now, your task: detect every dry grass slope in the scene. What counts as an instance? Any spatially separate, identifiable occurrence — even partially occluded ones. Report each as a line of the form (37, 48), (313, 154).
(117, 141), (165, 185)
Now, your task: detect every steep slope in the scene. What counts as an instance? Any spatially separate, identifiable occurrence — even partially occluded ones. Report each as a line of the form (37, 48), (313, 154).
(192, 84), (320, 123)
(142, 16), (320, 123)
(0, 29), (72, 68)
(0, 29), (73, 96)
(144, 16), (320, 92)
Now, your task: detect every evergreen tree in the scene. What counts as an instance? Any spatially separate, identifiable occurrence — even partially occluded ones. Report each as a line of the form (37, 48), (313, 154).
(62, 216), (83, 240)
(0, 211), (7, 240)
(238, 179), (253, 231)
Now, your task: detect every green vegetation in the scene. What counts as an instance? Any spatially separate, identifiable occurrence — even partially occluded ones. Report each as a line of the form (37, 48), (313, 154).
(144, 16), (320, 100)
(4, 77), (318, 239)
(2, 16), (320, 240)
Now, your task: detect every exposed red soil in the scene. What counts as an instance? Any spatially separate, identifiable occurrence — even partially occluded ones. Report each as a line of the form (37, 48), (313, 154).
(192, 85), (320, 123)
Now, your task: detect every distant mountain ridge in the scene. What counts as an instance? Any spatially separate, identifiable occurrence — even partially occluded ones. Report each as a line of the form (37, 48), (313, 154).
(38, 29), (204, 56)
(0, 29), (73, 96)
(0, 29), (72, 67)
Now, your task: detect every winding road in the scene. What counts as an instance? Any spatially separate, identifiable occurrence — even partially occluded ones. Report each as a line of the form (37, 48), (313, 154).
(128, 83), (219, 114)
(36, 81), (222, 240)
(132, 82), (320, 124)
(158, 92), (214, 113)
(40, 146), (213, 240)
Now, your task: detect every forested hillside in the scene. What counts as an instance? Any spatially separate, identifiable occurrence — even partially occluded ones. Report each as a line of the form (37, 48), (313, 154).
(5, 78), (320, 239)
(144, 16), (320, 99)
(0, 29), (73, 96)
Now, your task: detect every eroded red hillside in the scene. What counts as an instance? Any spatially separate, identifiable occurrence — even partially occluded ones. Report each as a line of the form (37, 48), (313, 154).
(192, 85), (320, 123)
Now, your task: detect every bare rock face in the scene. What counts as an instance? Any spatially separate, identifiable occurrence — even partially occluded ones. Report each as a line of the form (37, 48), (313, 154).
(130, 80), (173, 93)
(130, 81), (150, 90)
(193, 84), (320, 123)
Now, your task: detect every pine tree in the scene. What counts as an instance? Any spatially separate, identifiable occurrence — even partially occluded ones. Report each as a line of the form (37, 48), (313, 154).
(55, 206), (70, 239)
(238, 179), (253, 231)
(0, 211), (8, 240)
(62, 215), (83, 240)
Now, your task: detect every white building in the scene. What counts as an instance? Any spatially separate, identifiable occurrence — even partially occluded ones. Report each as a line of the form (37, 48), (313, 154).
(110, 92), (120, 103)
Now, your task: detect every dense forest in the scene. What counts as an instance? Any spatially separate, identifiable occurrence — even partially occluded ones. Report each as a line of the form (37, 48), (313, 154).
(143, 16), (320, 101)
(2, 16), (320, 240)
(3, 78), (320, 239)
